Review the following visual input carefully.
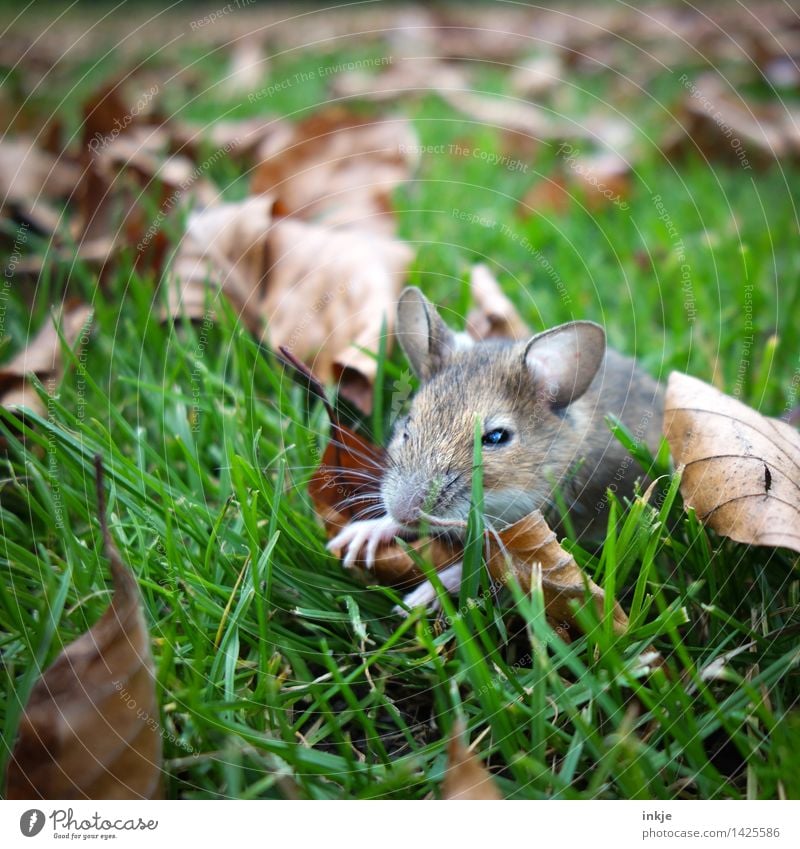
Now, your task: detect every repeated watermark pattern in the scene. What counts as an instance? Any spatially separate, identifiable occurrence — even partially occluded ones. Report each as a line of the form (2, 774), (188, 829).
(453, 208), (572, 307)
(248, 56), (393, 103)
(678, 74), (752, 170)
(556, 142), (630, 210)
(651, 193), (696, 324)
(137, 137), (241, 252)
(87, 83), (159, 155)
(114, 679), (198, 756)
(733, 281), (754, 398)
(190, 309), (214, 433)
(1, 221), (28, 339)
(190, 0), (256, 31)
(399, 141), (529, 173)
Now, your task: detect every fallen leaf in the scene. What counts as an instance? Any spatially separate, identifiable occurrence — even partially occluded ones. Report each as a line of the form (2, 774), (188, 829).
(663, 371), (800, 554)
(5, 456), (162, 799)
(665, 73), (800, 166)
(169, 116), (295, 166)
(486, 510), (629, 634)
(442, 720), (502, 800)
(440, 88), (591, 142)
(0, 138), (80, 209)
(0, 303), (93, 414)
(466, 264), (530, 342)
(264, 217), (412, 409)
(251, 110), (418, 230)
(330, 58), (468, 103)
(167, 187), (412, 413)
(74, 78), (220, 276)
(166, 194), (275, 329)
(562, 148), (632, 210)
(509, 53), (564, 98)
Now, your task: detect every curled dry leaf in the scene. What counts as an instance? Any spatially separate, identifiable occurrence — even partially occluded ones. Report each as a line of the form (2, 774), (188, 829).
(0, 302), (93, 414)
(442, 720), (502, 800)
(5, 457), (162, 799)
(74, 78), (219, 276)
(487, 510), (629, 634)
(466, 264), (530, 342)
(663, 371), (800, 554)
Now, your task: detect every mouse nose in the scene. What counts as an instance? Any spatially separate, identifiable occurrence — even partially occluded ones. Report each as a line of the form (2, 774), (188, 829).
(383, 471), (427, 525)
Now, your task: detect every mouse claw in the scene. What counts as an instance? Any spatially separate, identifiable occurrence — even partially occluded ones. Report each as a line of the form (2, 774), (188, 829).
(327, 516), (404, 569)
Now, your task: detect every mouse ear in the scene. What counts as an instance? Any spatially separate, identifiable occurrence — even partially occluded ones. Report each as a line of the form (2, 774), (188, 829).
(396, 287), (459, 380)
(523, 321), (606, 407)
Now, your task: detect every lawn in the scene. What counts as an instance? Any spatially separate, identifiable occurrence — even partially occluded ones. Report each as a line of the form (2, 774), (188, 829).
(1, 2), (799, 800)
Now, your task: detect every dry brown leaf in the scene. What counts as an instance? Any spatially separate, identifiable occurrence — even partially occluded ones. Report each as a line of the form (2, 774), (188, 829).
(166, 194), (275, 329)
(330, 59), (468, 103)
(563, 149), (632, 210)
(440, 88), (591, 142)
(665, 73), (800, 166)
(5, 457), (162, 799)
(308, 417), (443, 585)
(169, 116), (295, 166)
(466, 264), (530, 342)
(663, 371), (800, 554)
(487, 510), (629, 634)
(0, 137), (80, 209)
(0, 303), (93, 414)
(74, 78), (220, 276)
(167, 194), (412, 412)
(76, 126), (219, 272)
(251, 110), (418, 231)
(264, 217), (412, 411)
(442, 721), (502, 800)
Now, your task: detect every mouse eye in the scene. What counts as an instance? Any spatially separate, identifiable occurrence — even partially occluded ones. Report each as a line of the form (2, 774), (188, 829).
(481, 428), (513, 447)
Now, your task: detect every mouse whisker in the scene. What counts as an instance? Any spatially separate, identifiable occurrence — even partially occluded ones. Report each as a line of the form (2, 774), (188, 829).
(336, 493), (383, 510)
(319, 467), (383, 484)
(348, 504), (387, 522)
(323, 436), (386, 471)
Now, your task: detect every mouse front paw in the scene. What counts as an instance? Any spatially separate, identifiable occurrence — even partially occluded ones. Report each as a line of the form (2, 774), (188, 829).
(326, 515), (405, 569)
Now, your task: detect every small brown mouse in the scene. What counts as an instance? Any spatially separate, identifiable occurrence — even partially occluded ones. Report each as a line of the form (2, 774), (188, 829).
(329, 287), (664, 609)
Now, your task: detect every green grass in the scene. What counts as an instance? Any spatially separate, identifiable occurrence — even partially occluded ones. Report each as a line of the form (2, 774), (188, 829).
(1, 23), (799, 800)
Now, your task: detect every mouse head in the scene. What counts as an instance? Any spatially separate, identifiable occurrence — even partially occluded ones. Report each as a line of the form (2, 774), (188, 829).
(381, 287), (606, 530)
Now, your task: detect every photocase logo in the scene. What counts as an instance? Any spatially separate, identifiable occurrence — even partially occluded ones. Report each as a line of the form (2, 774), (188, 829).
(19, 809), (45, 837)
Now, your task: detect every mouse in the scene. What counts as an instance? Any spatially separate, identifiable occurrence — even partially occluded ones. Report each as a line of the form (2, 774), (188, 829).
(327, 286), (664, 610)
